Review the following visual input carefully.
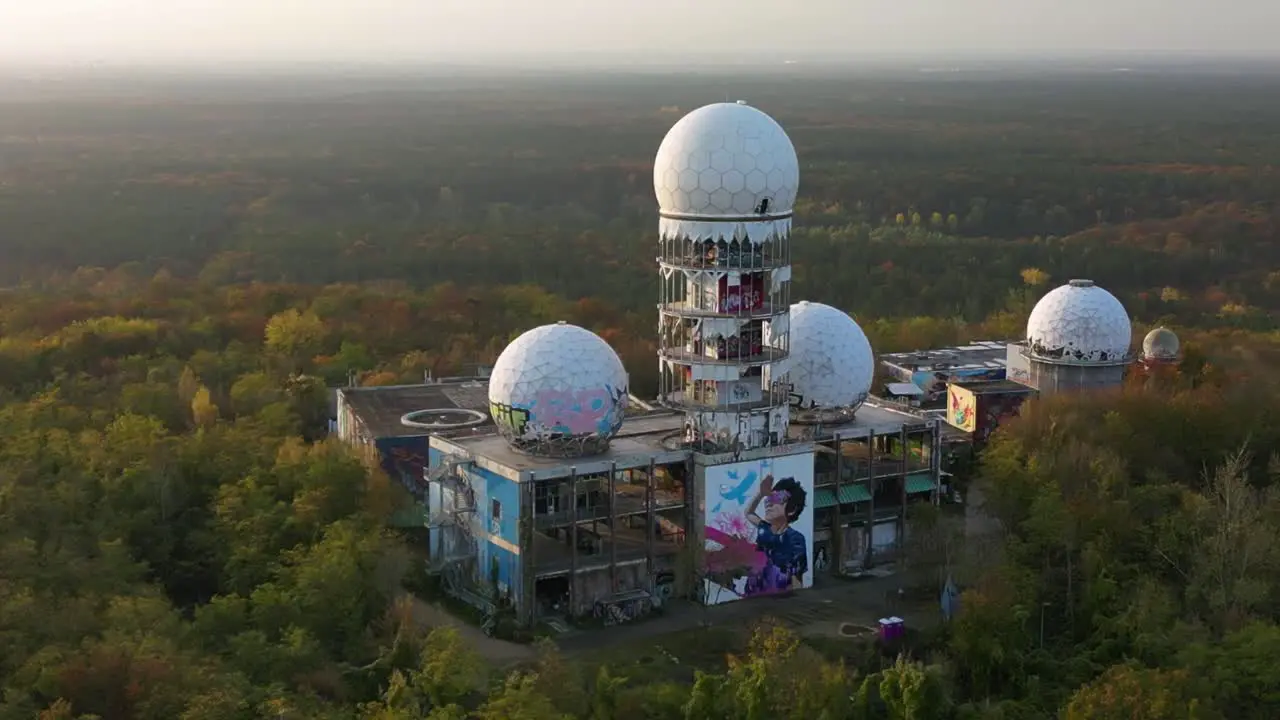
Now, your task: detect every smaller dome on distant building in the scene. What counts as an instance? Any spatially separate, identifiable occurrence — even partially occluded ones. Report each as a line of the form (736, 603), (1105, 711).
(1142, 327), (1180, 361)
(1025, 279), (1132, 365)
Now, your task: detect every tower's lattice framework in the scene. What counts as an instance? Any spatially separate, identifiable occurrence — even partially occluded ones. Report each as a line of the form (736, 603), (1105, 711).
(656, 219), (793, 452)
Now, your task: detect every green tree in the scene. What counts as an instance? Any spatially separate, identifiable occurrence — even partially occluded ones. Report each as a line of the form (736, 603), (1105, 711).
(264, 309), (327, 372)
(1063, 665), (1216, 720)
(474, 673), (567, 720)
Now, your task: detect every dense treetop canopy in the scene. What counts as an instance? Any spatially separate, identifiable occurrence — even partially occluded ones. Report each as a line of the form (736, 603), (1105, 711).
(1, 69), (1279, 718)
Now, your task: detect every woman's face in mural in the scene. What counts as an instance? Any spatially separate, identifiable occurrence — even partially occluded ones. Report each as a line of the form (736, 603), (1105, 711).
(762, 490), (790, 525)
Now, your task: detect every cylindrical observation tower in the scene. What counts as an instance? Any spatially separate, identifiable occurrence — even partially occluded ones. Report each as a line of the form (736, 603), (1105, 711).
(652, 101), (798, 453)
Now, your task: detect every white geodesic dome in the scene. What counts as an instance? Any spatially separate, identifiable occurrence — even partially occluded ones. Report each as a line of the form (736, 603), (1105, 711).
(1025, 280), (1132, 364)
(1142, 327), (1180, 361)
(786, 301), (874, 410)
(653, 102), (799, 220)
(488, 322), (629, 456)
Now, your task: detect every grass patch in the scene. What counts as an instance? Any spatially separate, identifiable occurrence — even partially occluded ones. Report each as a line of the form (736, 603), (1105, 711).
(803, 634), (880, 666)
(576, 625), (744, 685)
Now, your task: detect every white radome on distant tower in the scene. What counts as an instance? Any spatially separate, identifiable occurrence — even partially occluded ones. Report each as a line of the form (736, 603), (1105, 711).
(1142, 327), (1180, 361)
(786, 301), (874, 410)
(653, 101), (800, 243)
(488, 321), (629, 456)
(1025, 279), (1132, 364)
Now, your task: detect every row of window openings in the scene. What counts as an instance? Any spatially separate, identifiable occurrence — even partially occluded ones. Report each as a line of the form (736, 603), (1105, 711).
(487, 490), (604, 525)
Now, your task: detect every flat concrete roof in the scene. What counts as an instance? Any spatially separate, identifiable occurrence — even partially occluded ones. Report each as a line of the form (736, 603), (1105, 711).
(953, 379), (1037, 395)
(792, 399), (935, 442)
(880, 341), (1010, 374)
(340, 380), (493, 439)
(432, 400), (942, 482)
(433, 411), (690, 481)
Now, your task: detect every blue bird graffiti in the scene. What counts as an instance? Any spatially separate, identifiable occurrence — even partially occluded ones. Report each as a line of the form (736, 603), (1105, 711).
(713, 468), (760, 514)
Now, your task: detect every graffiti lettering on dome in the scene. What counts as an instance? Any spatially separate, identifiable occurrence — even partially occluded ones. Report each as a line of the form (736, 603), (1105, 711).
(789, 391), (818, 410)
(489, 402), (530, 437)
(498, 385), (628, 438)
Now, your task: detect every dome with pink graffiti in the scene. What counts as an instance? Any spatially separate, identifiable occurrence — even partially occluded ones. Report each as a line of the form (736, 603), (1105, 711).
(488, 321), (630, 457)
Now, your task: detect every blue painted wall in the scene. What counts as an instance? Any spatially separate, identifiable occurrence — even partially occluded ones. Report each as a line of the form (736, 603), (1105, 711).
(459, 463), (522, 600)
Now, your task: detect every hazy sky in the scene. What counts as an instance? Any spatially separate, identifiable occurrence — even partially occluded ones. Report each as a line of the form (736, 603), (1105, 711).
(4, 0), (1279, 66)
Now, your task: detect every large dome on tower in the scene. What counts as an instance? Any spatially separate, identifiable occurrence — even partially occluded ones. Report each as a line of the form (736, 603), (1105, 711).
(1025, 279), (1132, 364)
(653, 102), (799, 219)
(488, 322), (629, 457)
(786, 301), (874, 411)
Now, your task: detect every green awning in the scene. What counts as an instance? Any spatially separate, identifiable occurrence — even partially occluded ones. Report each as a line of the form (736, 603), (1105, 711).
(815, 483), (873, 508)
(905, 472), (937, 495)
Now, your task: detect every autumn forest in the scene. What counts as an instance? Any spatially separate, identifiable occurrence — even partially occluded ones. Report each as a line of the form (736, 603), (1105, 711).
(2, 65), (1280, 718)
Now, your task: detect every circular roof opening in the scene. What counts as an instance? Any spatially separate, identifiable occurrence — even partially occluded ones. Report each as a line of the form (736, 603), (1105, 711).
(1068, 279), (1095, 288)
(400, 408), (488, 430)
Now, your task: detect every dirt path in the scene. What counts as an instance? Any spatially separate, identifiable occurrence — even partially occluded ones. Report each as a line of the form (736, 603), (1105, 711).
(404, 594), (536, 666)
(557, 572), (925, 655)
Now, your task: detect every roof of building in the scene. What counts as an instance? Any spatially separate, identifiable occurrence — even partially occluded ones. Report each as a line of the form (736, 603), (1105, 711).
(879, 341), (1009, 373)
(340, 380), (494, 440)
(884, 382), (925, 396)
(951, 379), (1038, 396)
(791, 399), (934, 441)
(435, 411), (690, 481)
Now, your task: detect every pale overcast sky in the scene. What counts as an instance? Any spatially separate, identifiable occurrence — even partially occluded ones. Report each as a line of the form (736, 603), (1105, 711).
(3, 0), (1278, 66)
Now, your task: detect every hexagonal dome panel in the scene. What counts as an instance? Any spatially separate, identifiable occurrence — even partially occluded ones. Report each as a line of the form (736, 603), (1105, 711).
(722, 170), (745, 193)
(689, 188), (710, 210)
(678, 168), (699, 192)
(653, 101), (800, 218)
(1026, 280), (1132, 364)
(709, 188), (733, 211)
(489, 322), (630, 455)
(731, 190), (758, 215)
(698, 168), (722, 193)
(710, 149), (734, 173)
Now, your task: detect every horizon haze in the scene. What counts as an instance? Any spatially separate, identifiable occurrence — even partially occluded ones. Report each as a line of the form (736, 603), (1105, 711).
(5, 0), (1280, 68)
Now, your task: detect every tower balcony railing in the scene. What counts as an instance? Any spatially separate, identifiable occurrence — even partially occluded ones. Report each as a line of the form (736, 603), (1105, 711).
(657, 253), (789, 273)
(660, 386), (790, 412)
(658, 300), (786, 320)
(658, 346), (788, 367)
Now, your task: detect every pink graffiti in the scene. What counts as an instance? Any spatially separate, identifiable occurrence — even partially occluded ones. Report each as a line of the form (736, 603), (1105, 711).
(524, 386), (625, 436)
(718, 275), (765, 314)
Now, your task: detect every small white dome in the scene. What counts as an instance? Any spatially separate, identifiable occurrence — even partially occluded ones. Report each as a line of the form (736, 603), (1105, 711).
(1025, 279), (1132, 364)
(1142, 327), (1180, 360)
(488, 322), (629, 455)
(786, 301), (874, 410)
(653, 102), (799, 219)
